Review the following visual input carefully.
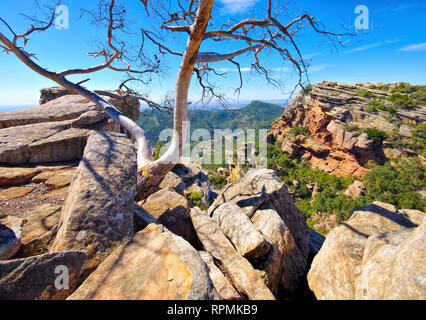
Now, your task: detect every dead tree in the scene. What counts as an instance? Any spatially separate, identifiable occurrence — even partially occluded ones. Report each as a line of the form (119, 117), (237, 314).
(0, 0), (354, 200)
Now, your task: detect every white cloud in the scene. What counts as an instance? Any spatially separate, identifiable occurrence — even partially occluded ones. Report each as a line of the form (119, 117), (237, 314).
(390, 2), (426, 12)
(218, 0), (259, 14)
(345, 42), (384, 53)
(309, 64), (336, 72)
(398, 42), (426, 52)
(217, 66), (290, 73)
(345, 39), (401, 53)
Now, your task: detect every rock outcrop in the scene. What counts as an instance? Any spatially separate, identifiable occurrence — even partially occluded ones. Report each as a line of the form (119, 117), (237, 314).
(15, 203), (62, 258)
(269, 81), (426, 177)
(0, 216), (22, 260)
(68, 224), (220, 300)
(190, 207), (275, 300)
(211, 203), (271, 259)
(199, 251), (242, 300)
(0, 251), (87, 300)
(0, 91), (140, 165)
(208, 169), (309, 297)
(50, 132), (136, 274)
(171, 163), (213, 207)
(140, 188), (197, 246)
(39, 86), (140, 121)
(308, 201), (425, 300)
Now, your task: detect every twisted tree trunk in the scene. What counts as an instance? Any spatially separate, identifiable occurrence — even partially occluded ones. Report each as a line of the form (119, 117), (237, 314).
(135, 0), (214, 201)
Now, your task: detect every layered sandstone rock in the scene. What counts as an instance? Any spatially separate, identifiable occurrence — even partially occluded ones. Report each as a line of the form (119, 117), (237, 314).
(199, 251), (242, 300)
(39, 86), (140, 121)
(0, 92), (141, 165)
(189, 207), (275, 300)
(141, 188), (197, 245)
(211, 203), (271, 259)
(0, 251), (87, 300)
(209, 169), (310, 295)
(0, 215), (22, 260)
(269, 81), (426, 178)
(50, 132), (136, 273)
(307, 201), (425, 300)
(68, 224), (220, 300)
(171, 163), (213, 207)
(14, 204), (62, 258)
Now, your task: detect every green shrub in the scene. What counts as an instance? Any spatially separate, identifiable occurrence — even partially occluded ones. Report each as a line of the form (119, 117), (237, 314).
(267, 142), (426, 231)
(187, 192), (207, 210)
(390, 83), (417, 94)
(362, 158), (425, 211)
(364, 128), (387, 142)
(208, 174), (227, 189)
(367, 99), (397, 115)
(289, 127), (310, 136)
(375, 84), (391, 92)
(302, 84), (313, 95)
(411, 86), (426, 103)
(357, 90), (374, 98)
(412, 123), (426, 139)
(153, 141), (164, 160)
(368, 99), (386, 110)
(387, 93), (416, 109)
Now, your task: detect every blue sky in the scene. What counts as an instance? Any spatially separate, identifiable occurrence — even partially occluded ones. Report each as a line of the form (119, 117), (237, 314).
(0, 0), (425, 107)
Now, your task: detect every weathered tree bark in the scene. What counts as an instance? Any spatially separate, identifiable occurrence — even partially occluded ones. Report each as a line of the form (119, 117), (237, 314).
(135, 0), (215, 201)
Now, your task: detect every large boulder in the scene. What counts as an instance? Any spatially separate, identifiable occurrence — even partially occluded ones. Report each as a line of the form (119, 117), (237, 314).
(344, 180), (365, 199)
(308, 201), (424, 300)
(190, 207), (275, 300)
(209, 168), (310, 295)
(171, 163), (212, 207)
(0, 101), (119, 164)
(250, 202), (295, 296)
(0, 92), (142, 165)
(0, 215), (22, 260)
(198, 251), (242, 300)
(0, 95), (103, 129)
(15, 203), (62, 258)
(0, 251), (87, 299)
(354, 225), (425, 300)
(141, 188), (197, 245)
(50, 132), (136, 274)
(39, 87), (140, 121)
(68, 224), (220, 300)
(211, 203), (271, 259)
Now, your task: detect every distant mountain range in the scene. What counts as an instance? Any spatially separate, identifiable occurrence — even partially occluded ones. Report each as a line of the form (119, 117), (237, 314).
(0, 100), (287, 144)
(137, 100), (286, 142)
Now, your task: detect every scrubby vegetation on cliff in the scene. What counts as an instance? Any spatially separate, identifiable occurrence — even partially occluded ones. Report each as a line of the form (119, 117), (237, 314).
(267, 142), (425, 234)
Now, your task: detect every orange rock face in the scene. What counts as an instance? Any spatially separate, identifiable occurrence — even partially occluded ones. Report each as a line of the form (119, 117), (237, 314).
(308, 152), (371, 178)
(269, 81), (391, 178)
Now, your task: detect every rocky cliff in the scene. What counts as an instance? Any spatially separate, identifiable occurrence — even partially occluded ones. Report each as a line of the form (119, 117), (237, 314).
(269, 81), (426, 177)
(308, 201), (425, 300)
